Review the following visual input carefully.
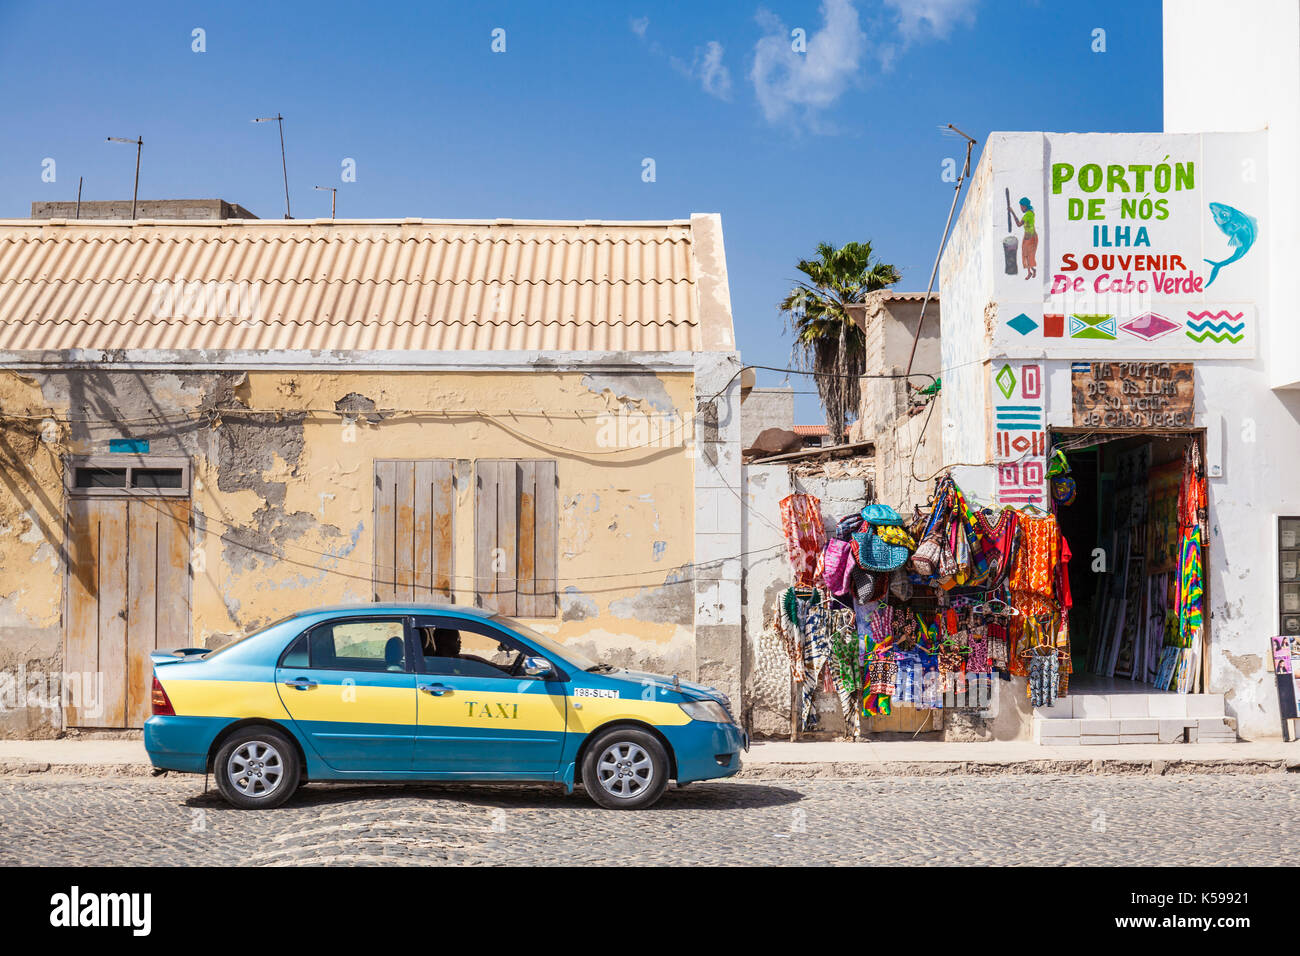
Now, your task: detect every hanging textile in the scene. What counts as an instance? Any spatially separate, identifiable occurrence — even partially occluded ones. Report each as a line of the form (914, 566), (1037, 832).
(1008, 513), (1060, 599)
(828, 604), (861, 735)
(1027, 651), (1060, 707)
(1177, 525), (1204, 646)
(780, 493), (827, 587)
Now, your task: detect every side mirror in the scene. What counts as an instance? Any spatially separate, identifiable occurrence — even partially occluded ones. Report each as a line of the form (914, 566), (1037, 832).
(522, 656), (554, 679)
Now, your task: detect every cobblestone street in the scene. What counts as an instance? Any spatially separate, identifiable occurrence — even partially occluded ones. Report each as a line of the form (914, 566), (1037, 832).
(2, 773), (1297, 866)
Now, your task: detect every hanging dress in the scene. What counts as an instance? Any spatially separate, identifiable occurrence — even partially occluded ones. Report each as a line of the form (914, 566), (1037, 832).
(780, 493), (827, 587)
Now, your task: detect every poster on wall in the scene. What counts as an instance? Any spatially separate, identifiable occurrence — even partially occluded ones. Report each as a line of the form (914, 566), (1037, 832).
(989, 131), (1265, 359)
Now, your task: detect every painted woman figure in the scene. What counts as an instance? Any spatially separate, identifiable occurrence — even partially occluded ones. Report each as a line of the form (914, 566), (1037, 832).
(1010, 197), (1038, 279)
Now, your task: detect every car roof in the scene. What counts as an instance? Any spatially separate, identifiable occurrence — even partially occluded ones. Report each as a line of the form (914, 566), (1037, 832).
(288, 603), (498, 620)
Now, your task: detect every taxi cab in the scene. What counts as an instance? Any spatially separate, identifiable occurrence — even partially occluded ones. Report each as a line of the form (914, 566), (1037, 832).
(144, 604), (747, 810)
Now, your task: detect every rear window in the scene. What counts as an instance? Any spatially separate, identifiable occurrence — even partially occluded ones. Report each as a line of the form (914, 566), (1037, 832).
(283, 619), (408, 673)
(202, 614), (300, 660)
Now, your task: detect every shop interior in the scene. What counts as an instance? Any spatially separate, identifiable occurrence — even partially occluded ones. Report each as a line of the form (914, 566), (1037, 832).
(1051, 431), (1207, 694)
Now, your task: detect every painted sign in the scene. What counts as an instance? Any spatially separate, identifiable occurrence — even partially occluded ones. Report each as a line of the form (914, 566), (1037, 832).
(990, 361), (1046, 506)
(989, 131), (1265, 359)
(1071, 361), (1195, 429)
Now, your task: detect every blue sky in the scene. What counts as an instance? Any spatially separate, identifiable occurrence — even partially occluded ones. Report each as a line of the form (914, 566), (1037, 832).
(0, 0), (1163, 420)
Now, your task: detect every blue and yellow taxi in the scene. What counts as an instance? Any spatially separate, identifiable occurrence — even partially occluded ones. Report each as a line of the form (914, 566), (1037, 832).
(145, 604), (746, 809)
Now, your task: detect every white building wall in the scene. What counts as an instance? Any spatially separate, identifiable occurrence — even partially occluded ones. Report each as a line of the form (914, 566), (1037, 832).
(940, 127), (1298, 739)
(1164, 0), (1300, 390)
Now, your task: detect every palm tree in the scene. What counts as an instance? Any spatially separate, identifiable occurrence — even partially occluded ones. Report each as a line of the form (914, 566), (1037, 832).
(779, 241), (901, 444)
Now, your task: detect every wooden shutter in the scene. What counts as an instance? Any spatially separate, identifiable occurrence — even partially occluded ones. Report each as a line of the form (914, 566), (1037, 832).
(475, 460), (557, 617)
(373, 460), (454, 602)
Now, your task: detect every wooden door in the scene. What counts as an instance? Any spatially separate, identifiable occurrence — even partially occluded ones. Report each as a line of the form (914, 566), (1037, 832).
(65, 497), (191, 728)
(373, 460), (454, 603)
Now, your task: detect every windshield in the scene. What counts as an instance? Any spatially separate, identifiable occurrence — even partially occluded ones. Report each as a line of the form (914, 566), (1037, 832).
(498, 618), (600, 672)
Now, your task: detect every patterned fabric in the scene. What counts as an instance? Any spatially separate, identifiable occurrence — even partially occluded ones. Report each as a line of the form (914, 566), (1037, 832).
(775, 589), (805, 681)
(893, 651), (921, 704)
(828, 606), (861, 734)
(798, 594), (834, 730)
(875, 525), (917, 549)
(1009, 595), (1056, 677)
(780, 493), (826, 587)
(1178, 526), (1204, 643)
(1007, 514), (1060, 598)
(975, 509), (1020, 588)
(867, 657), (898, 695)
(1027, 651), (1060, 707)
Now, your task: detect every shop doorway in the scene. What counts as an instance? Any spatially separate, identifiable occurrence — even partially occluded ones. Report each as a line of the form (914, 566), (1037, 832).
(1049, 431), (1207, 693)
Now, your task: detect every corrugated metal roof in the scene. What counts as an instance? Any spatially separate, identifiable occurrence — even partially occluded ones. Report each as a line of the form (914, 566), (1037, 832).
(0, 218), (728, 353)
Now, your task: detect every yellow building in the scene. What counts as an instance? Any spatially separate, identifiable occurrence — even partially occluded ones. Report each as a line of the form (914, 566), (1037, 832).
(0, 214), (741, 736)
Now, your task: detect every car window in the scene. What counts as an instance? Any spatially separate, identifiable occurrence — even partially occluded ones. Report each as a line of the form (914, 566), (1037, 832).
(295, 619), (408, 673)
(415, 621), (525, 679)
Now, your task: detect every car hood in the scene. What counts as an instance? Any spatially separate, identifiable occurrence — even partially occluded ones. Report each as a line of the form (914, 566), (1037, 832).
(610, 669), (730, 706)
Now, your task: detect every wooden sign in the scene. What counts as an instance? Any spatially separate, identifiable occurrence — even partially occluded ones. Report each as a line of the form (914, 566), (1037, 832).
(1072, 361), (1194, 429)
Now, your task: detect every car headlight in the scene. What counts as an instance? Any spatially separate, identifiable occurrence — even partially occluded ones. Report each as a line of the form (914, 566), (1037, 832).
(679, 698), (731, 723)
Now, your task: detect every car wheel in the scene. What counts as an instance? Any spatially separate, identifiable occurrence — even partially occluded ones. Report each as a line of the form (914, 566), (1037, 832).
(214, 727), (300, 810)
(582, 727), (670, 810)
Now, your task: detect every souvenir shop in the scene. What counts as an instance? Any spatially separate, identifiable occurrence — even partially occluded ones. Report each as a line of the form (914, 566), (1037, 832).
(772, 434), (1208, 739)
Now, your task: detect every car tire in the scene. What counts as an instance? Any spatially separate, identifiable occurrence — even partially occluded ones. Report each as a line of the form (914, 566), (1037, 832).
(214, 726), (301, 810)
(581, 727), (670, 810)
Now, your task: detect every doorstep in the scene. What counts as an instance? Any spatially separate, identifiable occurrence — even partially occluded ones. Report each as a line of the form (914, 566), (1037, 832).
(1033, 692), (1235, 745)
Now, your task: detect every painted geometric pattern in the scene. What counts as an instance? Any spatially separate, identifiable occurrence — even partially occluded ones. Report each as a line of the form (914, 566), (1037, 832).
(991, 362), (1046, 506)
(1006, 312), (1039, 336)
(1120, 311), (1181, 341)
(1185, 310), (1245, 344)
(1068, 313), (1117, 340)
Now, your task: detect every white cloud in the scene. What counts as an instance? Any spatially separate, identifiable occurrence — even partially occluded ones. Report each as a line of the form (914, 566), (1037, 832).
(673, 40), (733, 101)
(629, 16), (649, 39)
(884, 0), (977, 42)
(749, 0), (868, 124)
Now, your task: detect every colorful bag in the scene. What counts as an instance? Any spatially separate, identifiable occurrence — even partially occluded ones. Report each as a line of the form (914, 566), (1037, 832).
(861, 503), (906, 527)
(834, 513), (864, 541)
(851, 565), (886, 604)
(911, 532), (944, 577)
(823, 539), (855, 596)
(853, 528), (910, 573)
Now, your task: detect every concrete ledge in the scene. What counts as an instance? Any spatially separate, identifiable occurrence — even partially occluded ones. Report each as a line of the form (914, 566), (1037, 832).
(738, 740), (1300, 778)
(2, 738), (1297, 780)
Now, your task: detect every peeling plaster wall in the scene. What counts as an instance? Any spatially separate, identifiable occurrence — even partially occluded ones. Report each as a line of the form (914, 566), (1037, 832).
(741, 463), (871, 737)
(0, 366), (722, 736)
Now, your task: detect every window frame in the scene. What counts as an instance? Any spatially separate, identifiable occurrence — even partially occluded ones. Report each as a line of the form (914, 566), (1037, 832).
(66, 454), (191, 498)
(277, 615), (417, 674)
(410, 615), (569, 683)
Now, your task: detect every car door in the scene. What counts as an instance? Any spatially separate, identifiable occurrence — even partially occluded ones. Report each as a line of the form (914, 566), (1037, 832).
(411, 617), (567, 776)
(274, 616), (417, 772)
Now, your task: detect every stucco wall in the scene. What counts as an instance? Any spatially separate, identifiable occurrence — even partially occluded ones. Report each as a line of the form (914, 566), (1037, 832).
(852, 295), (944, 513)
(0, 365), (726, 736)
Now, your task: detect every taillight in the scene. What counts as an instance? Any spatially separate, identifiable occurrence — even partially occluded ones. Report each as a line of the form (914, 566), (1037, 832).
(151, 676), (175, 716)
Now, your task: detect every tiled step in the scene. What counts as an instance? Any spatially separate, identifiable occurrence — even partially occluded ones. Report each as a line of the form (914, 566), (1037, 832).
(1035, 693), (1224, 720)
(1032, 692), (1235, 745)
(1033, 716), (1236, 745)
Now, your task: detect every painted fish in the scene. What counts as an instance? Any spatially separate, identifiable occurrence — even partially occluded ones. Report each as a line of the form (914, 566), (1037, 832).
(1203, 202), (1257, 287)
